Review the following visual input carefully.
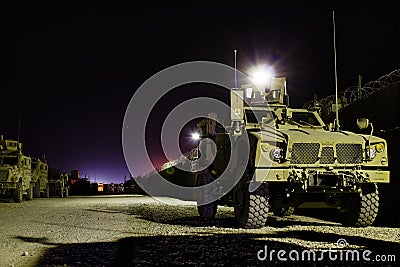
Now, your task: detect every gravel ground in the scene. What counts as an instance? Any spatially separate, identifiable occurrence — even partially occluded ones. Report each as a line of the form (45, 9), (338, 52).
(0, 195), (399, 267)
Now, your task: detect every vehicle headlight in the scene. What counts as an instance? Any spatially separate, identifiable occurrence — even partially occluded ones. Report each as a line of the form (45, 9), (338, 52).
(375, 143), (384, 153)
(366, 147), (377, 159)
(271, 147), (284, 161)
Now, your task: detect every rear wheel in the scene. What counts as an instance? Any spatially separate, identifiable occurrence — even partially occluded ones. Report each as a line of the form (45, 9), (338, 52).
(13, 182), (23, 203)
(341, 184), (379, 226)
(44, 185), (50, 198)
(233, 168), (269, 228)
(272, 206), (295, 217)
(196, 172), (218, 218)
(26, 185), (33, 200)
(33, 181), (41, 198)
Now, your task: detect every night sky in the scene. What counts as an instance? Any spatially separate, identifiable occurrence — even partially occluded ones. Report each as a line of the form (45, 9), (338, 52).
(2, 5), (399, 183)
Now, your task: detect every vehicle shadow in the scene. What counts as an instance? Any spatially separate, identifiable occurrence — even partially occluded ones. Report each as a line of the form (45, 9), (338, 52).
(16, 230), (399, 267)
(85, 205), (339, 229)
(162, 215), (340, 229)
(295, 208), (400, 228)
(0, 198), (14, 203)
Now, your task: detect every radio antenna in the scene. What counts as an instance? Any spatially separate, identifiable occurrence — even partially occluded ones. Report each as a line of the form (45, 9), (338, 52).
(333, 10), (340, 131)
(234, 49), (237, 88)
(17, 115), (21, 142)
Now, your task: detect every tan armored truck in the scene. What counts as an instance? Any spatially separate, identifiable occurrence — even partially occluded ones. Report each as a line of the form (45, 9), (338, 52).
(194, 77), (390, 228)
(31, 158), (49, 198)
(48, 168), (69, 197)
(0, 137), (33, 202)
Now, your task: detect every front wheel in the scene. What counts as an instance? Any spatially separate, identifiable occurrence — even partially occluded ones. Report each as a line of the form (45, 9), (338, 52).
(196, 172), (218, 218)
(341, 184), (379, 226)
(13, 182), (23, 203)
(233, 169), (269, 228)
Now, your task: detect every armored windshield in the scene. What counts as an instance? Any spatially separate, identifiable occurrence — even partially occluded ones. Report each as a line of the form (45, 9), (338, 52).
(245, 109), (276, 125)
(1, 155), (19, 166)
(291, 111), (322, 127)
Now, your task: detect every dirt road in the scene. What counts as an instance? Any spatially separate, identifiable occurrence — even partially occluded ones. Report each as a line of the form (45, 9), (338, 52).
(0, 195), (398, 266)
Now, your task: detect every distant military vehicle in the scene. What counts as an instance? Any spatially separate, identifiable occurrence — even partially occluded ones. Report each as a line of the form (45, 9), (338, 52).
(48, 168), (69, 198)
(0, 136), (33, 202)
(31, 157), (49, 198)
(192, 76), (390, 228)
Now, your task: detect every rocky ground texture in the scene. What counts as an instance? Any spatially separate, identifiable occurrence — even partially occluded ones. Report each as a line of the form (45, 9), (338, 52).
(0, 195), (399, 267)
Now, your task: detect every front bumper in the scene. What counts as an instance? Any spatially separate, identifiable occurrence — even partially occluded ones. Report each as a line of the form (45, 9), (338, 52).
(0, 182), (17, 189)
(254, 168), (390, 184)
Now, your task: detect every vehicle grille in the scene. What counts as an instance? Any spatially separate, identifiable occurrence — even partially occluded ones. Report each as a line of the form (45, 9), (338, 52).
(320, 147), (335, 164)
(336, 143), (363, 164)
(0, 170), (9, 181)
(291, 143), (363, 165)
(291, 143), (320, 164)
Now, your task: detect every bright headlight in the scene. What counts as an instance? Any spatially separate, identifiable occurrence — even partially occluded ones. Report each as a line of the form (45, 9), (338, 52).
(366, 147), (377, 159)
(271, 147), (284, 161)
(375, 143), (384, 153)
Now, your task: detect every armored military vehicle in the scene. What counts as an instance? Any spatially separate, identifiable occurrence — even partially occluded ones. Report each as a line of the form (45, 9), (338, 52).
(0, 136), (33, 202)
(48, 168), (69, 198)
(193, 76), (390, 228)
(31, 157), (49, 198)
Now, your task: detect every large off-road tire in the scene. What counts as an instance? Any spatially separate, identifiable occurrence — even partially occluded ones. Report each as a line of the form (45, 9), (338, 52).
(272, 206), (295, 217)
(33, 181), (41, 198)
(26, 186), (33, 200)
(13, 182), (23, 203)
(233, 169), (269, 228)
(44, 185), (50, 198)
(341, 184), (379, 227)
(196, 172), (218, 218)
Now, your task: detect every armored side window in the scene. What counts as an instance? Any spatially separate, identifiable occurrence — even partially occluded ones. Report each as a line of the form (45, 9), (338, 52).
(265, 89), (281, 102)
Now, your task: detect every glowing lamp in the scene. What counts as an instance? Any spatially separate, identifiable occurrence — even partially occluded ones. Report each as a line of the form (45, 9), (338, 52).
(249, 65), (275, 89)
(191, 132), (200, 140)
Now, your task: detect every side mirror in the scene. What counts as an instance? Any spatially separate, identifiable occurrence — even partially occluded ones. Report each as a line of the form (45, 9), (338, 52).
(357, 118), (370, 130)
(284, 94), (290, 106)
(281, 108), (287, 120)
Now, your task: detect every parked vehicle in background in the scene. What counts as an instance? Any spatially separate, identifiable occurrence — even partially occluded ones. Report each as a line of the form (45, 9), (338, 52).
(0, 136), (33, 202)
(48, 168), (69, 198)
(31, 157), (49, 198)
